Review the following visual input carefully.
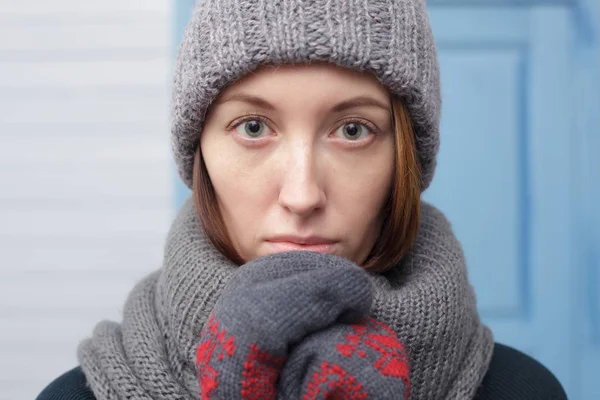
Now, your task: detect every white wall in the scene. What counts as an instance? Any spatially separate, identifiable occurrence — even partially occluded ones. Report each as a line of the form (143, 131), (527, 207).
(0, 1), (173, 398)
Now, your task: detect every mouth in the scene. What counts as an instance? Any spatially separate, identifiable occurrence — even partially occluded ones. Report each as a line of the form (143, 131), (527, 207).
(265, 236), (337, 254)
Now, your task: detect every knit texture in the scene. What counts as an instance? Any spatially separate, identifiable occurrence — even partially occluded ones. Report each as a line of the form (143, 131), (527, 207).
(171, 0), (441, 191)
(37, 344), (570, 400)
(77, 197), (494, 399)
(195, 251), (410, 399)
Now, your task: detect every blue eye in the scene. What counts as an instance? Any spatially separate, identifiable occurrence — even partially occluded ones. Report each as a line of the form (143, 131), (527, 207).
(334, 122), (370, 141)
(234, 118), (270, 138)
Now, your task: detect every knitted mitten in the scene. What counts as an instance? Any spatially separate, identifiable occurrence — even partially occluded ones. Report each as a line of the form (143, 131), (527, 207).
(195, 251), (410, 399)
(278, 317), (410, 399)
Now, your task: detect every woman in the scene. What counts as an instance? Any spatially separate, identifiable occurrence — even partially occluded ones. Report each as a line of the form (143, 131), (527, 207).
(37, 0), (567, 399)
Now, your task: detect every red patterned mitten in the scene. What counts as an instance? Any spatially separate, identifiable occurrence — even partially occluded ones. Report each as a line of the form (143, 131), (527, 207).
(195, 251), (374, 399)
(279, 317), (410, 399)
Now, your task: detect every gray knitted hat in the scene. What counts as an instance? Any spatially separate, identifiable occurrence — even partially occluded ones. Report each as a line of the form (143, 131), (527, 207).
(171, 0), (441, 190)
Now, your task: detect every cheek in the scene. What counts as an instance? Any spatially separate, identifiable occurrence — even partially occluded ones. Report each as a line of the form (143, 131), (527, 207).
(337, 172), (392, 232)
(202, 132), (265, 202)
(200, 137), (274, 243)
(329, 147), (395, 260)
(333, 148), (394, 219)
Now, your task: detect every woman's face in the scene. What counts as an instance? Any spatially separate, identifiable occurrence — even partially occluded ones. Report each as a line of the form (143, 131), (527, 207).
(200, 63), (395, 265)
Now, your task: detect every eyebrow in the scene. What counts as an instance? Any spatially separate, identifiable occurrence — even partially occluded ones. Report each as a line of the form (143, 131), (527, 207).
(216, 93), (390, 114)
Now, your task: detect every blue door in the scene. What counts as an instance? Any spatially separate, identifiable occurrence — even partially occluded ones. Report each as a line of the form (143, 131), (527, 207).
(172, 1), (600, 398)
(423, 2), (600, 399)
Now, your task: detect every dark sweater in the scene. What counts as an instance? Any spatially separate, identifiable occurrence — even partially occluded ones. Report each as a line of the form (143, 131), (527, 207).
(36, 343), (567, 400)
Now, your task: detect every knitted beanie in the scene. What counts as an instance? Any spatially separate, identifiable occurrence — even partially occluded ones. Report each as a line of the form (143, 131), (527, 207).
(171, 0), (441, 191)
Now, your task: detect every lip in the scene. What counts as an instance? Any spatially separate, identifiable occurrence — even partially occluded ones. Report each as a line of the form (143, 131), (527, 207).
(266, 241), (336, 254)
(265, 236), (337, 254)
(268, 235), (337, 245)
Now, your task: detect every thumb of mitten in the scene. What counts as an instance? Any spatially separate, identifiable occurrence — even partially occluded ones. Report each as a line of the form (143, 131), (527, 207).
(279, 317), (410, 400)
(195, 251), (373, 399)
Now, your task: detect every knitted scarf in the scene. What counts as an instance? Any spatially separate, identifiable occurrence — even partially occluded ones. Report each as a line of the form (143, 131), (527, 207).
(78, 197), (494, 399)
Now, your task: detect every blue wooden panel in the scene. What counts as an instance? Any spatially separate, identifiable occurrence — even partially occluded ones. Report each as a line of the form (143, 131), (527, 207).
(572, 0), (597, 43)
(577, 75), (600, 398)
(581, 237), (600, 400)
(526, 10), (573, 393)
(573, 2), (600, 396)
(591, 250), (600, 345)
(423, 46), (528, 317)
(428, 5), (575, 396)
(429, 8), (529, 44)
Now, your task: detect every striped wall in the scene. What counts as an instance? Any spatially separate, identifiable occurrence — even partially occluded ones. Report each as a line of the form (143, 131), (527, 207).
(0, 1), (172, 398)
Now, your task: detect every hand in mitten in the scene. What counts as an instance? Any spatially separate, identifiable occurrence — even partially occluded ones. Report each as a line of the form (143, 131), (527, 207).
(195, 251), (372, 399)
(194, 251), (410, 399)
(279, 317), (410, 399)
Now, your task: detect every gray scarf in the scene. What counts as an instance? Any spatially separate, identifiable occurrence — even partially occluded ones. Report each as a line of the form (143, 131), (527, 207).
(78, 197), (494, 399)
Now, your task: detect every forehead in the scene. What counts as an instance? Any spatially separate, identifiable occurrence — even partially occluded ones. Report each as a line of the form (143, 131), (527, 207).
(216, 62), (390, 104)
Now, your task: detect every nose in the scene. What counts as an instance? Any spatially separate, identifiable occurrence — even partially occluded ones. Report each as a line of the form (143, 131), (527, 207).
(278, 142), (326, 218)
